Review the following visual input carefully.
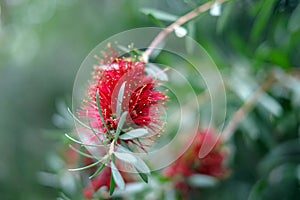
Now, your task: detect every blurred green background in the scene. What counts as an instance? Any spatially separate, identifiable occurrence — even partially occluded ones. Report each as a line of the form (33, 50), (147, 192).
(1, 0), (300, 199)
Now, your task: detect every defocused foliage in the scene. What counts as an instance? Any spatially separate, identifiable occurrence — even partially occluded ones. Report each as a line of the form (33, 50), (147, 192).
(0, 0), (300, 199)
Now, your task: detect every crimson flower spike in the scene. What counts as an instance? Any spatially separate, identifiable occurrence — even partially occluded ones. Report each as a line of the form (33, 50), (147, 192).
(78, 45), (169, 151)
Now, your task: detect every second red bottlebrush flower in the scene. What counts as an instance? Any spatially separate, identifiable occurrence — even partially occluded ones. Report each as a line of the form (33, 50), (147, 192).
(163, 129), (230, 196)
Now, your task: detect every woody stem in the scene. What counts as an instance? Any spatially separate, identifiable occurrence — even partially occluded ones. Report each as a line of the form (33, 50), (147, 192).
(222, 73), (277, 141)
(143, 0), (230, 62)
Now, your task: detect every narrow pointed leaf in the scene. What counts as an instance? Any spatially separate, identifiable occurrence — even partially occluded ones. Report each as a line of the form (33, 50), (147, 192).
(115, 111), (128, 142)
(68, 144), (95, 159)
(117, 45), (131, 53)
(116, 82), (126, 118)
(120, 140), (131, 151)
(113, 182), (146, 195)
(60, 192), (71, 200)
(109, 173), (116, 195)
(136, 168), (148, 183)
(248, 179), (268, 200)
(188, 174), (218, 188)
(147, 13), (165, 28)
(65, 133), (103, 147)
(96, 91), (110, 132)
(149, 41), (166, 60)
(65, 133), (84, 145)
(145, 68), (156, 78)
(67, 108), (97, 132)
(120, 128), (149, 140)
(186, 21), (195, 54)
(111, 161), (125, 190)
(114, 152), (137, 164)
(117, 144), (132, 153)
(140, 8), (178, 22)
(251, 0), (276, 42)
(89, 163), (106, 179)
(86, 110), (102, 143)
(68, 159), (103, 172)
(132, 156), (151, 175)
(216, 1), (234, 33)
(288, 4), (300, 32)
(146, 63), (168, 81)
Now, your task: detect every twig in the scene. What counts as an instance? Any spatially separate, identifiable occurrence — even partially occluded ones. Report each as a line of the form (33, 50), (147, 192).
(142, 0), (230, 62)
(222, 74), (277, 141)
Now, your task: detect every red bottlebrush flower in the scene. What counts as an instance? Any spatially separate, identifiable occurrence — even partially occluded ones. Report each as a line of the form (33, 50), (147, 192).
(78, 49), (168, 145)
(163, 129), (230, 195)
(74, 47), (168, 198)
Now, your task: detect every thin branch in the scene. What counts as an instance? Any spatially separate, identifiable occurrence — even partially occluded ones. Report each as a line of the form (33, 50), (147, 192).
(222, 74), (277, 141)
(142, 0), (230, 61)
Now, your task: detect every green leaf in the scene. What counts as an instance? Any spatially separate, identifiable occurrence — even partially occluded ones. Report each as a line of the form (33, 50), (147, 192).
(68, 159), (103, 172)
(116, 145), (151, 175)
(288, 4), (300, 33)
(216, 1), (233, 34)
(116, 82), (126, 118)
(68, 144), (95, 159)
(147, 13), (165, 28)
(117, 182), (146, 194)
(136, 168), (148, 183)
(146, 63), (168, 81)
(115, 111), (128, 142)
(259, 93), (283, 117)
(60, 192), (71, 200)
(132, 156), (151, 175)
(96, 91), (110, 133)
(86, 110), (102, 144)
(187, 174), (218, 188)
(248, 179), (268, 200)
(65, 133), (103, 147)
(120, 140), (131, 151)
(117, 144), (131, 153)
(240, 116), (259, 140)
(119, 128), (149, 140)
(186, 21), (195, 54)
(65, 133), (84, 145)
(89, 163), (106, 179)
(117, 45), (142, 56)
(111, 161), (125, 190)
(117, 44), (131, 53)
(109, 172), (116, 195)
(140, 8), (178, 22)
(67, 108), (97, 132)
(251, 0), (277, 42)
(258, 139), (300, 174)
(114, 152), (137, 163)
